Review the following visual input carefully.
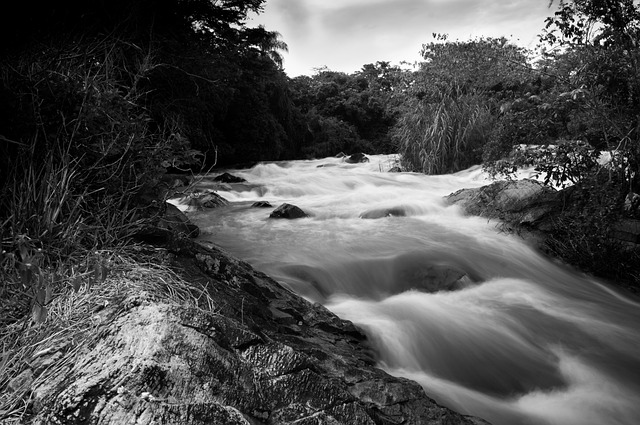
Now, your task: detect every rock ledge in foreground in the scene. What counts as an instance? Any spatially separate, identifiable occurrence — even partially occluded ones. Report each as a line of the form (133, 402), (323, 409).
(30, 238), (489, 425)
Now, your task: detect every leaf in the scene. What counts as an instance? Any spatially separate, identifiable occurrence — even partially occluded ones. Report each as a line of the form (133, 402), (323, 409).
(45, 284), (53, 305)
(93, 262), (102, 283)
(20, 266), (33, 289)
(35, 286), (46, 305)
(72, 276), (82, 292)
(32, 303), (47, 324)
(100, 262), (109, 282)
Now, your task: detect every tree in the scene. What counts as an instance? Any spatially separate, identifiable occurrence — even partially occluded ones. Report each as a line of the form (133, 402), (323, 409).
(540, 0), (640, 185)
(244, 26), (289, 68)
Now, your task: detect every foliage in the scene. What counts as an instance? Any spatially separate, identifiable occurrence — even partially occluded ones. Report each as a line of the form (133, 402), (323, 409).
(418, 35), (531, 99)
(288, 63), (407, 158)
(539, 0), (640, 187)
(544, 172), (640, 290)
(394, 92), (493, 174)
(393, 36), (527, 174)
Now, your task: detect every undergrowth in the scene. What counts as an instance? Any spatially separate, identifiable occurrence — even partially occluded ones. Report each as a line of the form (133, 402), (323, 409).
(0, 36), (205, 421)
(0, 247), (218, 423)
(394, 91), (493, 175)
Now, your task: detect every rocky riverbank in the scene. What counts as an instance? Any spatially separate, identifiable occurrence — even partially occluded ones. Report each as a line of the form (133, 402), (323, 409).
(25, 224), (489, 424)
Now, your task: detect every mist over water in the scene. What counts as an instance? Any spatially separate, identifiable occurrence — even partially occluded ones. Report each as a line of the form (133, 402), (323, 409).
(185, 155), (640, 425)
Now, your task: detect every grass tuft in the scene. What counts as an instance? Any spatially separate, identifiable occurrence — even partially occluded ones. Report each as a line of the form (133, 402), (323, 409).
(394, 91), (493, 175)
(0, 246), (218, 423)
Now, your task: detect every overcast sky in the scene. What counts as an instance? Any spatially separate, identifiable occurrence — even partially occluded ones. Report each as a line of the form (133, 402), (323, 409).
(248, 0), (558, 77)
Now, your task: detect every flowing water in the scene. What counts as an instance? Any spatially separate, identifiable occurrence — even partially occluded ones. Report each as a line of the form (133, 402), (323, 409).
(183, 155), (640, 425)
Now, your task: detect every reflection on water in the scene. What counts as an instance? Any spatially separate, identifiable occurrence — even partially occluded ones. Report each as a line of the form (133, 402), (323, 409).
(185, 155), (640, 425)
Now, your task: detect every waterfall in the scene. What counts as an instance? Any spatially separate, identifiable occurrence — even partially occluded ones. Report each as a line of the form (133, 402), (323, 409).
(185, 154), (640, 425)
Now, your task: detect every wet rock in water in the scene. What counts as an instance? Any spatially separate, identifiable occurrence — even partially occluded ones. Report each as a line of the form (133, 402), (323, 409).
(345, 153), (370, 164)
(214, 172), (246, 183)
(269, 203), (309, 219)
(360, 207), (407, 219)
(446, 179), (559, 226)
(392, 252), (469, 293)
(335, 152), (347, 158)
(29, 239), (489, 425)
(251, 201), (272, 208)
(136, 202), (200, 243)
(388, 166), (402, 173)
(186, 191), (229, 210)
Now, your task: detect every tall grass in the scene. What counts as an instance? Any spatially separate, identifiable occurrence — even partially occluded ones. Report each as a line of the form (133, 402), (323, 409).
(394, 92), (494, 174)
(0, 35), (204, 422)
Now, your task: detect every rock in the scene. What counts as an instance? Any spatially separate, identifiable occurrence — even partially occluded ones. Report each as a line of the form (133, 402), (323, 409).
(392, 252), (470, 293)
(251, 201), (272, 208)
(214, 172), (247, 183)
(269, 203), (309, 219)
(186, 191), (229, 209)
(447, 179), (559, 227)
(335, 152), (347, 158)
(29, 239), (489, 425)
(388, 166), (402, 173)
(345, 153), (370, 164)
(136, 202), (200, 243)
(360, 207), (407, 219)
(160, 203), (200, 237)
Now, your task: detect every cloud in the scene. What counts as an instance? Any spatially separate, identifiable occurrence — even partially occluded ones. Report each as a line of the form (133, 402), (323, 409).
(250, 0), (557, 76)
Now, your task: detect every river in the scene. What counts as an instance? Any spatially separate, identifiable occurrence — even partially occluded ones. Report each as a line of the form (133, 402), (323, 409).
(183, 154), (640, 425)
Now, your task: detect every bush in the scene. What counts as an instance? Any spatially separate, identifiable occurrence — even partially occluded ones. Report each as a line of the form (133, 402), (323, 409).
(394, 92), (494, 174)
(0, 37), (201, 331)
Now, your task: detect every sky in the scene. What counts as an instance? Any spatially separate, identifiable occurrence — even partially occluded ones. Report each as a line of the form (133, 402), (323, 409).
(248, 0), (559, 77)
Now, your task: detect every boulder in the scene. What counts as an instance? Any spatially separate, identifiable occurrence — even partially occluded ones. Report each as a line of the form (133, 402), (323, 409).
(360, 207), (407, 219)
(269, 203), (309, 219)
(29, 239), (489, 425)
(186, 191), (229, 209)
(345, 153), (370, 164)
(446, 179), (559, 227)
(251, 201), (272, 208)
(135, 202), (200, 243)
(392, 252), (472, 293)
(214, 172), (247, 183)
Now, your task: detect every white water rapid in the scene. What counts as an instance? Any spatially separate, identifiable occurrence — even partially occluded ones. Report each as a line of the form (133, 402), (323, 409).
(184, 154), (640, 425)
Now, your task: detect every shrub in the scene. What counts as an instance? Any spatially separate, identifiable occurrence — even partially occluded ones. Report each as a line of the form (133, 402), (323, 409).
(394, 92), (494, 174)
(0, 37), (201, 334)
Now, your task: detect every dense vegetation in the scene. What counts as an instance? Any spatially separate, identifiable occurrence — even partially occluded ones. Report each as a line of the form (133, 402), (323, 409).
(1, 0), (639, 418)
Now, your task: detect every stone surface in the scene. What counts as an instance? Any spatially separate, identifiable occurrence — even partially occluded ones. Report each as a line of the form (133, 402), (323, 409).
(214, 172), (247, 183)
(252, 201), (273, 208)
(269, 203), (310, 219)
(185, 190), (229, 209)
(136, 202), (200, 243)
(446, 179), (559, 227)
(446, 179), (640, 250)
(360, 206), (407, 219)
(29, 239), (490, 425)
(345, 153), (370, 164)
